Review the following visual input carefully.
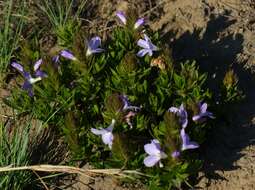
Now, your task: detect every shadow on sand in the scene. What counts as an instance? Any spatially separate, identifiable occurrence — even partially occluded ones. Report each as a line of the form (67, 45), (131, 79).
(163, 14), (255, 187)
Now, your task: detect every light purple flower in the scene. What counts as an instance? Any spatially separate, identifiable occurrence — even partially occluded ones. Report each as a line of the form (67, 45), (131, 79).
(144, 139), (167, 167)
(33, 59), (47, 78)
(134, 18), (145, 29)
(116, 11), (145, 29)
(137, 34), (158, 57)
(91, 119), (115, 149)
(11, 60), (47, 97)
(116, 11), (127, 25)
(53, 50), (77, 63)
(192, 102), (215, 122)
(60, 50), (77, 60)
(86, 36), (104, 56)
(120, 95), (141, 112)
(11, 62), (24, 73)
(168, 104), (188, 128)
(180, 128), (199, 151)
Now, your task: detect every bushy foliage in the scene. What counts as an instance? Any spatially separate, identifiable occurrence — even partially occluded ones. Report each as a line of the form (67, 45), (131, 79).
(5, 10), (242, 189)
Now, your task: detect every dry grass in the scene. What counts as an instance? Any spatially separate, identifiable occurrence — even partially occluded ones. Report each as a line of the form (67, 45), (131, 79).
(0, 164), (149, 180)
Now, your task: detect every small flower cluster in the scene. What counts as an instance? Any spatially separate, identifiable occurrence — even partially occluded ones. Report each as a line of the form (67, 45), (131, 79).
(116, 11), (145, 30)
(11, 11), (157, 97)
(143, 102), (214, 167)
(11, 36), (105, 96)
(91, 98), (214, 168)
(91, 95), (140, 147)
(11, 59), (47, 96)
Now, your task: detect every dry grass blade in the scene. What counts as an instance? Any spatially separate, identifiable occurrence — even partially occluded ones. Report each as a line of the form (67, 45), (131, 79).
(0, 164), (147, 180)
(32, 170), (50, 190)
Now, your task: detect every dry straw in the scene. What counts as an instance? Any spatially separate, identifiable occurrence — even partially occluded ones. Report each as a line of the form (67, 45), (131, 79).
(0, 164), (150, 180)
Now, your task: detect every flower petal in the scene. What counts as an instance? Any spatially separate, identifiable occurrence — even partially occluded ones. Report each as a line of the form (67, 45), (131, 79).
(91, 128), (105, 135)
(52, 55), (60, 63)
(35, 70), (47, 78)
(149, 43), (158, 51)
(22, 80), (32, 90)
(34, 59), (43, 71)
(22, 81), (33, 97)
(88, 36), (102, 50)
(168, 106), (179, 113)
(151, 139), (161, 148)
(60, 50), (77, 60)
(116, 11), (127, 25)
(181, 129), (199, 151)
(192, 115), (201, 121)
(137, 39), (149, 49)
(180, 128), (189, 146)
(23, 71), (32, 80)
(137, 49), (149, 57)
(207, 112), (215, 119)
(147, 50), (153, 56)
(90, 48), (105, 54)
(11, 62), (24, 73)
(102, 132), (114, 148)
(134, 18), (145, 29)
(200, 103), (208, 113)
(180, 105), (188, 128)
(181, 117), (188, 128)
(144, 142), (160, 155)
(143, 155), (160, 167)
(182, 141), (199, 151)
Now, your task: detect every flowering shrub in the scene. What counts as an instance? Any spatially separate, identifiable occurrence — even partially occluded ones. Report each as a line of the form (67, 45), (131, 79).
(5, 10), (242, 189)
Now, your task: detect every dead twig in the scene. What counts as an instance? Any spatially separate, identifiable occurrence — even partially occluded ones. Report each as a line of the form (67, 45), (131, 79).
(140, 0), (166, 18)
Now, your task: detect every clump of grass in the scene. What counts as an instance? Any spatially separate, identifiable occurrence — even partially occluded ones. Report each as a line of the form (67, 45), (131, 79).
(0, 0), (26, 72)
(38, 0), (87, 46)
(0, 120), (32, 189)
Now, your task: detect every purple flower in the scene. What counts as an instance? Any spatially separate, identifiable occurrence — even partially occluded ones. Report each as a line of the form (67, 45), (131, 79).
(11, 60), (47, 97)
(11, 62), (24, 73)
(144, 139), (167, 167)
(134, 18), (145, 29)
(192, 102), (215, 122)
(86, 36), (104, 56)
(180, 128), (199, 151)
(120, 95), (141, 112)
(53, 50), (77, 63)
(116, 11), (127, 25)
(137, 34), (158, 57)
(60, 50), (77, 60)
(91, 119), (115, 149)
(116, 11), (145, 29)
(168, 104), (188, 128)
(33, 59), (47, 78)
